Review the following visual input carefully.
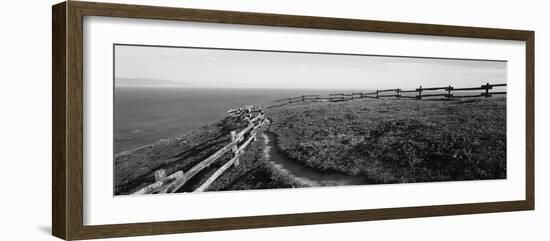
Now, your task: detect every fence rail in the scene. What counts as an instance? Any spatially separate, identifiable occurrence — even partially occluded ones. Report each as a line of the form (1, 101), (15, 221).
(228, 103), (264, 117)
(132, 106), (266, 195)
(272, 82), (506, 106)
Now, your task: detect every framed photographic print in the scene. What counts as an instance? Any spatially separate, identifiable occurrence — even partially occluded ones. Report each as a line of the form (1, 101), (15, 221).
(52, 1), (534, 240)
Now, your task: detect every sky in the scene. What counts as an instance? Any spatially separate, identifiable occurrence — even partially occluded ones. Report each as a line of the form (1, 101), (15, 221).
(114, 45), (506, 90)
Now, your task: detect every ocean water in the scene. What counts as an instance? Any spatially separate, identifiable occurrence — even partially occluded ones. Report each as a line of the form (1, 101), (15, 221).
(114, 87), (338, 154)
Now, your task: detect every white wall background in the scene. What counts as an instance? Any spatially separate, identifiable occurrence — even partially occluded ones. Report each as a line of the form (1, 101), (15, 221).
(0, 0), (547, 240)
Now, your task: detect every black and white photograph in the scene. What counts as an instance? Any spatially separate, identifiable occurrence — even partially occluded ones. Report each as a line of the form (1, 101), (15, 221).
(114, 44), (507, 195)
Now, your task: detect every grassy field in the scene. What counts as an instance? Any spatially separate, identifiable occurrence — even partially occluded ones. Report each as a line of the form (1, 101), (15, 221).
(116, 97), (506, 194)
(266, 97), (507, 184)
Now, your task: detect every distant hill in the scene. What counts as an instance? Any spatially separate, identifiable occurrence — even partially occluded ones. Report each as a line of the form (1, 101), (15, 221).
(115, 78), (186, 88)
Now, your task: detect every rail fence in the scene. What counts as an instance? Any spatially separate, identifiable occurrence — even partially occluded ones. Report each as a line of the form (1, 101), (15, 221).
(274, 83), (506, 105)
(132, 105), (266, 194)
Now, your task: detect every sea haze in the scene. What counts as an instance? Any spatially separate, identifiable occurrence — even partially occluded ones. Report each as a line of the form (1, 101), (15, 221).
(114, 87), (343, 153)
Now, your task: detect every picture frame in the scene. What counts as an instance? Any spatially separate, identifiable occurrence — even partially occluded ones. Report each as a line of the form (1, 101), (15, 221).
(52, 1), (534, 240)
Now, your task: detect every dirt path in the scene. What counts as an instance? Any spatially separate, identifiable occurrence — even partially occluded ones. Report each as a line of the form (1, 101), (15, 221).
(262, 120), (364, 187)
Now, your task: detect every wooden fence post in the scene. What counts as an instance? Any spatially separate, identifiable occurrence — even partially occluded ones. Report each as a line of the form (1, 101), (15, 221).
(250, 117), (263, 141)
(484, 82), (490, 98)
(376, 90), (379, 99)
(418, 85), (423, 100)
(154, 169), (166, 182)
(396, 88), (400, 100)
(252, 128), (257, 141)
(447, 85), (452, 100)
(230, 131), (239, 167)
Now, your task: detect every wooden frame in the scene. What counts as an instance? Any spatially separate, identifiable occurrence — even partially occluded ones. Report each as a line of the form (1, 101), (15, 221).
(52, 1), (534, 240)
